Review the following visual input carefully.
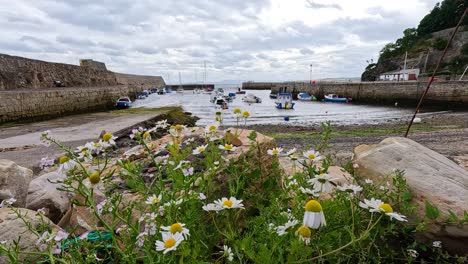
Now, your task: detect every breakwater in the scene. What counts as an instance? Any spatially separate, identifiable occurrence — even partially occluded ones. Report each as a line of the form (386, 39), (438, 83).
(243, 81), (468, 106)
(0, 53), (166, 123)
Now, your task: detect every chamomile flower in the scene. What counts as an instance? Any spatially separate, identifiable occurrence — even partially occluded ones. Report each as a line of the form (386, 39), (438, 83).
(219, 143), (236, 152)
(359, 198), (407, 222)
(155, 232), (184, 254)
(214, 197), (244, 209)
(337, 184), (363, 196)
(295, 225), (312, 245)
(242, 111), (250, 118)
(364, 179), (373, 184)
(303, 150), (322, 162)
(193, 144), (208, 155)
(101, 132), (117, 147)
(76, 145), (93, 162)
(169, 124), (187, 138)
(155, 119), (168, 129)
(130, 127), (145, 139)
(407, 249), (418, 258)
(202, 203), (223, 211)
(267, 147), (283, 156)
(220, 245), (234, 262)
(308, 174), (336, 193)
(58, 156), (77, 174)
(276, 219), (299, 236)
(303, 200), (326, 229)
(161, 223), (190, 239)
(432, 241), (442, 248)
(145, 194), (162, 205)
(233, 107), (242, 115)
(205, 123), (219, 134)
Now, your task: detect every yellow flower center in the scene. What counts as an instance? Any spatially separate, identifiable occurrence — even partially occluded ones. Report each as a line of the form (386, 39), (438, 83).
(102, 133), (113, 142)
(93, 142), (101, 147)
(290, 153), (298, 160)
(233, 108), (241, 114)
(272, 149), (279, 154)
(59, 156), (69, 164)
(297, 225), (311, 238)
(152, 197), (160, 204)
(225, 144), (233, 150)
(305, 200), (322, 212)
(209, 125), (217, 132)
(378, 203), (393, 213)
(197, 147), (205, 153)
(242, 111), (250, 118)
(169, 223), (183, 234)
(174, 124), (184, 131)
(164, 238), (176, 248)
(143, 131), (151, 139)
(88, 172), (100, 184)
(308, 154), (316, 159)
(223, 200), (233, 207)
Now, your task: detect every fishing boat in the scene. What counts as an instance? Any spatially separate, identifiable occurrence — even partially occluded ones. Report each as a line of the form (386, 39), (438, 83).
(269, 93), (277, 99)
(275, 92), (295, 109)
(228, 92), (236, 99)
(297, 93), (317, 101)
(242, 94), (262, 103)
(177, 86), (184, 93)
(213, 97), (229, 109)
(114, 96), (132, 109)
(324, 94), (350, 103)
(236, 87), (246, 94)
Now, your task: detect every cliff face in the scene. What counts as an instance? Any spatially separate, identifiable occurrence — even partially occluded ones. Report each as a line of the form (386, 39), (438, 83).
(362, 27), (468, 81)
(0, 53), (165, 90)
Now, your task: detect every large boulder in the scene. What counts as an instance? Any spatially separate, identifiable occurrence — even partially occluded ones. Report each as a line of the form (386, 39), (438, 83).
(0, 208), (61, 263)
(353, 137), (468, 253)
(26, 171), (71, 223)
(0, 159), (33, 207)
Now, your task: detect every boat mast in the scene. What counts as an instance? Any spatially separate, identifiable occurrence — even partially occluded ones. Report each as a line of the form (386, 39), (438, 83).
(203, 61), (206, 89)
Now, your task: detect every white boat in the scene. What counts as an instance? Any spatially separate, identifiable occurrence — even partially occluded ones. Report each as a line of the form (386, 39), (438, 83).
(275, 93), (295, 109)
(242, 94), (262, 103)
(193, 88), (202, 94)
(297, 93), (317, 101)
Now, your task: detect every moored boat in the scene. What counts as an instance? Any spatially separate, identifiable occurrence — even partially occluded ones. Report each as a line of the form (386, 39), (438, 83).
(114, 96), (132, 109)
(242, 94), (262, 103)
(324, 94), (351, 103)
(236, 87), (246, 94)
(297, 93), (317, 101)
(275, 92), (295, 109)
(269, 93), (277, 99)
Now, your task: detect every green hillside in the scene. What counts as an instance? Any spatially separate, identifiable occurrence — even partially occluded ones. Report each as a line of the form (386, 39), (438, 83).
(362, 0), (468, 81)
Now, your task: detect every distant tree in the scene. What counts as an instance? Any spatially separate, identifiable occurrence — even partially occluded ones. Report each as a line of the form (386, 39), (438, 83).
(417, 0), (467, 36)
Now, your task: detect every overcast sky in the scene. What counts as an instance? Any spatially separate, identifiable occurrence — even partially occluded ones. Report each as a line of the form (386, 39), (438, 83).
(0, 0), (439, 83)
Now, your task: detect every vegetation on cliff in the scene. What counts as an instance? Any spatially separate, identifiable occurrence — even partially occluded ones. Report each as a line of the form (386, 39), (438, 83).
(362, 0), (467, 81)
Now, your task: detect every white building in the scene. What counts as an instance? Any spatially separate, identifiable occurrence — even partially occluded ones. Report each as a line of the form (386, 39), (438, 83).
(379, 69), (420, 81)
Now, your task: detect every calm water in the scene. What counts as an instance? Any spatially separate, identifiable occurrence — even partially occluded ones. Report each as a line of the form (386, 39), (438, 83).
(132, 88), (439, 127)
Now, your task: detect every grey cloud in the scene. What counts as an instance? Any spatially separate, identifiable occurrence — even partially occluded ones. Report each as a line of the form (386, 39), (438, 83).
(300, 48), (315, 55)
(306, 0), (342, 10)
(56, 36), (96, 47)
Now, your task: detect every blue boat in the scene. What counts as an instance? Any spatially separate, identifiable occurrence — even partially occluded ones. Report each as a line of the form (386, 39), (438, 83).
(228, 92), (236, 98)
(275, 93), (295, 109)
(115, 96), (132, 109)
(298, 93), (317, 101)
(324, 94), (350, 103)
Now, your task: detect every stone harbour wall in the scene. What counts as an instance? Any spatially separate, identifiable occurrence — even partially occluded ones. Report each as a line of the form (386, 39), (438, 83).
(0, 85), (146, 123)
(114, 72), (165, 86)
(262, 80), (468, 106)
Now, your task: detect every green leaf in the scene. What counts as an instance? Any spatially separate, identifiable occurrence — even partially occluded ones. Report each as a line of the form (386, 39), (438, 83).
(425, 201), (440, 220)
(248, 131), (257, 141)
(447, 210), (459, 222)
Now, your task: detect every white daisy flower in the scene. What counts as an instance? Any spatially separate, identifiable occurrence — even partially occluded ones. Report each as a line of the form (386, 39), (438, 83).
(364, 179), (373, 184)
(169, 124), (187, 138)
(173, 160), (191, 171)
(205, 123), (219, 134)
(101, 132), (117, 147)
(145, 194), (162, 205)
(295, 225), (312, 245)
(76, 145), (93, 162)
(220, 245), (234, 262)
(58, 156), (77, 174)
(299, 186), (320, 197)
(337, 184), (363, 196)
(308, 174), (336, 193)
(155, 119), (168, 129)
(407, 249), (418, 258)
(0, 197), (17, 208)
(193, 144), (208, 155)
(160, 223), (190, 239)
(214, 197), (245, 210)
(202, 203), (223, 211)
(303, 150), (322, 162)
(276, 219), (299, 236)
(130, 127), (145, 139)
(219, 144), (236, 152)
(303, 200), (326, 229)
(432, 241), (442, 248)
(286, 148), (297, 156)
(359, 198), (407, 222)
(155, 232), (184, 254)
(267, 147), (283, 156)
